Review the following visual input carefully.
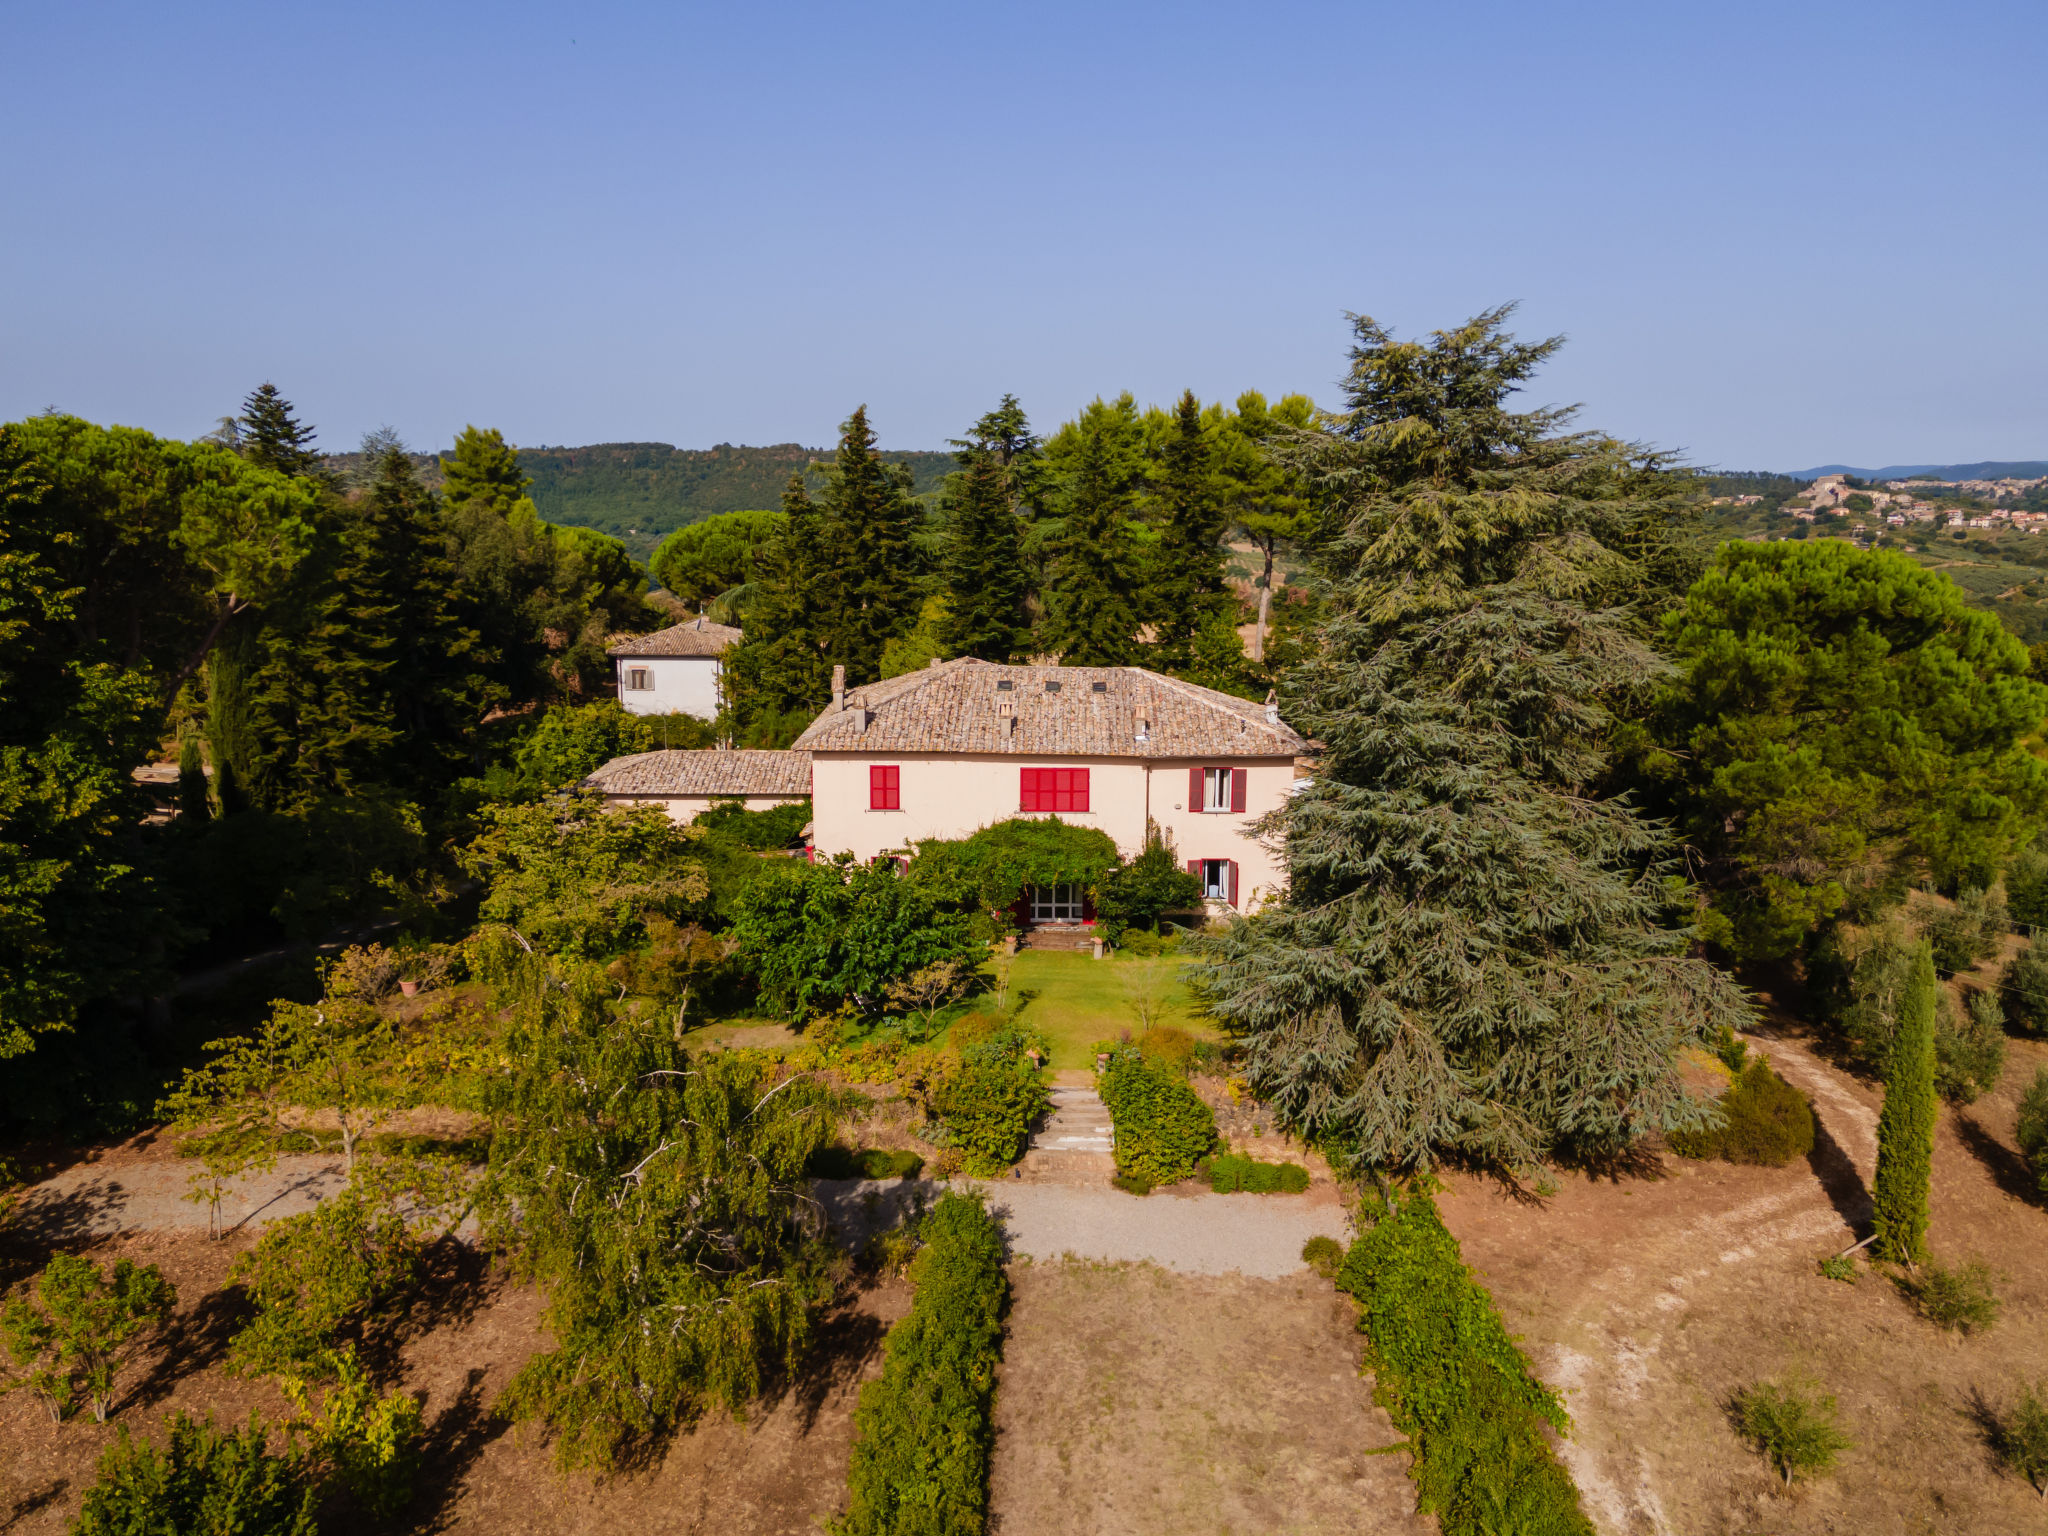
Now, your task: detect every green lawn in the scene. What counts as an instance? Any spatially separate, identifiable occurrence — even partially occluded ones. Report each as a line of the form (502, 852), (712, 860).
(684, 948), (1217, 1071)
(1000, 950), (1216, 1070)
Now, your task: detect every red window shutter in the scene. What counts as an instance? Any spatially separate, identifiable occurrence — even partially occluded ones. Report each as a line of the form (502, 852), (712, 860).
(1019, 767), (1034, 811)
(1231, 768), (1247, 813)
(1186, 859), (1200, 881)
(1189, 765), (1204, 811)
(1227, 860), (1239, 906)
(1073, 768), (1090, 813)
(869, 765), (900, 810)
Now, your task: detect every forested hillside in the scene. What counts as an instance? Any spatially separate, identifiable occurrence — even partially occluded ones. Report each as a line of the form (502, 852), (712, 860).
(516, 442), (955, 558)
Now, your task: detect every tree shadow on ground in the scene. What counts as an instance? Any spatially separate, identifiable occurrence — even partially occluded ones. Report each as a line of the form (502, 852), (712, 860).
(358, 1237), (499, 1385)
(1806, 1114), (1871, 1232)
(1560, 1139), (1669, 1190)
(1, 1479), (68, 1532)
(402, 1366), (505, 1535)
(772, 1294), (889, 1438)
(1953, 1112), (2042, 1206)
(123, 1281), (252, 1414)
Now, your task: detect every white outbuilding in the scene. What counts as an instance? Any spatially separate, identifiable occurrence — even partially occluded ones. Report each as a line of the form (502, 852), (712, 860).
(608, 616), (742, 719)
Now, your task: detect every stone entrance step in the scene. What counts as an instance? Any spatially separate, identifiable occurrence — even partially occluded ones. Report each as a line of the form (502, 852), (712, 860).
(1020, 925), (1097, 952)
(1032, 1084), (1112, 1154)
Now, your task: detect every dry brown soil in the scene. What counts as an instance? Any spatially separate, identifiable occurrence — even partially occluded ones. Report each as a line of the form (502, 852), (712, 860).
(986, 1259), (1426, 1536)
(1437, 1029), (2048, 1536)
(0, 1226), (909, 1535)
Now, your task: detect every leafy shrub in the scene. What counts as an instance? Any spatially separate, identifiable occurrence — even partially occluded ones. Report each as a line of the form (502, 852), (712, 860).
(1203, 1153), (1310, 1194)
(228, 1178), (428, 1378)
(1816, 1253), (1858, 1283)
(2007, 843), (2048, 929)
(280, 1348), (424, 1518)
(1899, 1258), (2001, 1335)
(810, 1146), (926, 1181)
(0, 1254), (177, 1422)
(1335, 1193), (1592, 1535)
(930, 1027), (1050, 1177)
(1732, 1378), (1851, 1487)
(837, 1194), (1007, 1536)
(694, 795), (813, 850)
(73, 1411), (316, 1536)
(1094, 838), (1203, 943)
(1929, 887), (2007, 973)
(2002, 941), (2048, 1035)
(1097, 1050), (1217, 1186)
(2018, 1067), (2048, 1196)
(1301, 1235), (1344, 1279)
(1936, 989), (2007, 1103)
(1667, 1058), (1815, 1165)
(1993, 1381), (2048, 1498)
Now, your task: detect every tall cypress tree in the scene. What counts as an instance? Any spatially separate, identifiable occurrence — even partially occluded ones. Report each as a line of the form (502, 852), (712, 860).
(176, 733), (211, 824)
(816, 407), (920, 683)
(1149, 390), (1231, 673)
(1872, 940), (1937, 1266)
(722, 473), (835, 743)
(940, 395), (1037, 663)
(236, 383), (323, 479)
(1041, 409), (1142, 667)
(1190, 307), (1749, 1172)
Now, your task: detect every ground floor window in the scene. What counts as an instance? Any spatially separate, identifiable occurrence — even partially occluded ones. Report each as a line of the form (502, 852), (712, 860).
(625, 666), (653, 691)
(1199, 859), (1237, 904)
(1028, 883), (1085, 922)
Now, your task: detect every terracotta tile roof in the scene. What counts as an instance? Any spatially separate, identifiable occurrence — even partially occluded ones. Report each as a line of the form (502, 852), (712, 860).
(788, 659), (1305, 758)
(607, 618), (743, 658)
(583, 749), (812, 797)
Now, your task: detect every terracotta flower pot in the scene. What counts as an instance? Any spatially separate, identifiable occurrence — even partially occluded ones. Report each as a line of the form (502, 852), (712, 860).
(399, 979), (419, 998)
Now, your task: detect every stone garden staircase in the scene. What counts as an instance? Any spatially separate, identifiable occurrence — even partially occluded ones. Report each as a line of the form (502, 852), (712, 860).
(1018, 1078), (1115, 1182)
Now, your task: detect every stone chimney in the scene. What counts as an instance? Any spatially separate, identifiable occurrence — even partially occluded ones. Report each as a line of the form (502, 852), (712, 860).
(1264, 689), (1280, 727)
(832, 665), (846, 711)
(927, 656), (941, 669)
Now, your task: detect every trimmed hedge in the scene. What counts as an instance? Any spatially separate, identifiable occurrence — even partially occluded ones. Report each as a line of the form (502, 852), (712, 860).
(1337, 1193), (1593, 1536)
(1668, 1058), (1815, 1166)
(1097, 1050), (1216, 1187)
(837, 1194), (1007, 1536)
(1202, 1153), (1309, 1194)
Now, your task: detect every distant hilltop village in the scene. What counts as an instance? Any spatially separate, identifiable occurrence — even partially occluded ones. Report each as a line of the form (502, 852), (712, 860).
(1714, 472), (2048, 534)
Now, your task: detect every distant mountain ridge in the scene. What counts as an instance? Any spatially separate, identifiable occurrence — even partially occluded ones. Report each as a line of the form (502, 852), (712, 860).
(515, 441), (955, 559)
(1779, 459), (2048, 481)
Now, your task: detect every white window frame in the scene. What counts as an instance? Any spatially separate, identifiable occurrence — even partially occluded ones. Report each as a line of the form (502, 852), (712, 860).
(1200, 860), (1231, 901)
(1202, 766), (1232, 812)
(1028, 883), (1085, 922)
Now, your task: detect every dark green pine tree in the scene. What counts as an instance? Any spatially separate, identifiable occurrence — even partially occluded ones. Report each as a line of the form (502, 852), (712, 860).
(176, 733), (211, 823)
(940, 395), (1038, 663)
(721, 473), (836, 745)
(816, 407), (921, 683)
(236, 383), (324, 479)
(1148, 390), (1232, 674)
(1190, 306), (1751, 1173)
(442, 424), (529, 512)
(1872, 940), (1937, 1265)
(1040, 413), (1142, 667)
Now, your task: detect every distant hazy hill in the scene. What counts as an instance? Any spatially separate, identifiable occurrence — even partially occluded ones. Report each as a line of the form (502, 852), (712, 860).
(516, 442), (956, 559)
(1781, 459), (2048, 481)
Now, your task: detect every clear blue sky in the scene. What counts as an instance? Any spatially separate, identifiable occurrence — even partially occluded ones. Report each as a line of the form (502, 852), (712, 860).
(4, 0), (2043, 471)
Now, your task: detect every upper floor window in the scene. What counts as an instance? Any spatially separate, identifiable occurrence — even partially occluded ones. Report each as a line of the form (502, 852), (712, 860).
(1192, 766), (1248, 813)
(869, 764), (901, 811)
(1021, 766), (1089, 813)
(625, 667), (653, 691)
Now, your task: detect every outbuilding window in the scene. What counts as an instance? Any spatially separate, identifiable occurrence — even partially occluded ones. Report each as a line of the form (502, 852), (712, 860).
(869, 764), (901, 811)
(625, 667), (653, 691)
(1020, 767), (1089, 813)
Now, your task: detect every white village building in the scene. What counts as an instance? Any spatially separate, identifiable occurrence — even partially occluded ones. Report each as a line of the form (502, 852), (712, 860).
(607, 617), (742, 719)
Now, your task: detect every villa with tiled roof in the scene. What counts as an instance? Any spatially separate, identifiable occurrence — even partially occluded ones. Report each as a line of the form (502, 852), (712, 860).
(588, 657), (1306, 915)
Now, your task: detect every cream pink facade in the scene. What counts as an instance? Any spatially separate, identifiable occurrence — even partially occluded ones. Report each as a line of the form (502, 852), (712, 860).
(806, 751), (1293, 911)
